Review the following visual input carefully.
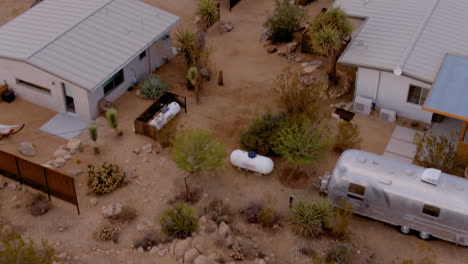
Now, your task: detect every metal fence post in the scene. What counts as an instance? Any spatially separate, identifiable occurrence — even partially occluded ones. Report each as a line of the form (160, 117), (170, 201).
(42, 168), (51, 201)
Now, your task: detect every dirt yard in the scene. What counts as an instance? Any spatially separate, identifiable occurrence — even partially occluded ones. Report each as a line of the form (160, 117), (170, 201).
(0, 0), (467, 264)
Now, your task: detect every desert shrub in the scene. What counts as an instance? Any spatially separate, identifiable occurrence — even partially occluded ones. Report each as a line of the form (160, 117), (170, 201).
(334, 121), (360, 153)
(197, 0), (220, 30)
(105, 206), (137, 225)
(29, 193), (51, 216)
(329, 198), (353, 239)
(87, 162), (125, 195)
(106, 108), (123, 136)
(159, 203), (198, 239)
(241, 202), (263, 224)
(263, 0), (307, 43)
(138, 75), (170, 100)
(273, 67), (322, 117)
(325, 243), (351, 264)
(414, 133), (460, 174)
(396, 241), (438, 264)
(204, 199), (233, 224)
(0, 233), (54, 264)
(93, 225), (119, 243)
(134, 231), (160, 251)
(289, 199), (333, 238)
(258, 207), (281, 229)
(174, 26), (196, 67)
(240, 112), (289, 156)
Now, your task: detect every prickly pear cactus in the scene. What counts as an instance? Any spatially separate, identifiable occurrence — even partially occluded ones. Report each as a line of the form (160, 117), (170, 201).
(87, 162), (125, 194)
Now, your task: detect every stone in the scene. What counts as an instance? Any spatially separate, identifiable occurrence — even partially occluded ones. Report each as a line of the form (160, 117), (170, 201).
(64, 154), (72, 160)
(193, 255), (211, 264)
(141, 143), (152, 153)
(55, 252), (67, 260)
(220, 22), (234, 33)
(299, 73), (315, 87)
(205, 221), (217, 233)
(184, 248), (200, 264)
(57, 224), (67, 232)
(236, 237), (257, 258)
(259, 29), (272, 43)
(158, 247), (168, 256)
(194, 16), (201, 24)
(285, 41), (298, 54)
(266, 46), (277, 54)
(302, 60), (323, 73)
(67, 138), (83, 153)
(132, 147), (141, 154)
(300, 247), (315, 256)
(192, 236), (206, 254)
(89, 198), (98, 207)
(66, 169), (82, 177)
(175, 237), (192, 259)
(51, 158), (66, 168)
(169, 240), (177, 256)
(7, 182), (20, 190)
(137, 247), (144, 253)
(101, 203), (122, 217)
(53, 148), (69, 158)
(294, 56), (303, 63)
(18, 142), (36, 157)
(149, 247), (159, 255)
(258, 259), (267, 264)
(218, 222), (230, 237)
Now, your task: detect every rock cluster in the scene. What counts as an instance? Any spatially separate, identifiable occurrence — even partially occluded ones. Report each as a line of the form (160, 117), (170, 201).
(43, 138), (83, 170)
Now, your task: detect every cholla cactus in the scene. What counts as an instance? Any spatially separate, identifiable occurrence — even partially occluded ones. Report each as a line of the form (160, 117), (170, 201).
(106, 108), (123, 136)
(88, 124), (99, 154)
(87, 162), (125, 194)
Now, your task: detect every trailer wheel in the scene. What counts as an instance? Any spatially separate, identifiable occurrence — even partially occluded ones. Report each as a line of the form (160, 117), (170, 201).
(399, 226), (411, 235)
(419, 231), (431, 240)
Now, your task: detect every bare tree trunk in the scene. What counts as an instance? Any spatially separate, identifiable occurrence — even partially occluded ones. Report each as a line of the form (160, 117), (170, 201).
(218, 70), (223, 86)
(93, 142), (100, 154)
(184, 176), (191, 202)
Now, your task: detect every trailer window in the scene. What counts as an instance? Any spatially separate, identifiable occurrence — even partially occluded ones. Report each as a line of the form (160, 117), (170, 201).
(422, 204), (440, 218)
(347, 183), (365, 201)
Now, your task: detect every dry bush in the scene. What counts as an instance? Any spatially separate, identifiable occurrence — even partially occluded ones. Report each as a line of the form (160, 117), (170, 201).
(105, 206), (137, 225)
(29, 193), (51, 216)
(203, 199), (233, 224)
(93, 225), (120, 243)
(0, 233), (54, 264)
(334, 121), (360, 153)
(133, 231), (161, 251)
(395, 241), (438, 264)
(240, 202), (263, 224)
(325, 243), (351, 264)
(329, 198), (353, 239)
(87, 162), (125, 195)
(258, 208), (281, 229)
(414, 133), (462, 174)
(159, 203), (198, 239)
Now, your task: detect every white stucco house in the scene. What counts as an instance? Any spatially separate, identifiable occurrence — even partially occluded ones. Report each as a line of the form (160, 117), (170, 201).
(0, 0), (180, 122)
(334, 0), (468, 126)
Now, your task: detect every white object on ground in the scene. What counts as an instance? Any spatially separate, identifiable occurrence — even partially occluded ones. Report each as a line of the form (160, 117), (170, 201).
(0, 124), (22, 134)
(149, 102), (181, 130)
(230, 149), (274, 175)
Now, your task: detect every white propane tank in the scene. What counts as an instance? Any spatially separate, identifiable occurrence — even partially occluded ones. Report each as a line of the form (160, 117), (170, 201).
(149, 102), (181, 130)
(230, 150), (274, 175)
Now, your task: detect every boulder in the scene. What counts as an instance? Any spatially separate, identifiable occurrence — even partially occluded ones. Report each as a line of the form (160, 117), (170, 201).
(294, 56), (303, 63)
(266, 46), (277, 54)
(66, 169), (82, 177)
(149, 247), (159, 255)
(175, 237), (192, 259)
(193, 255), (211, 264)
(184, 248), (200, 264)
(218, 222), (230, 237)
(101, 203), (122, 218)
(67, 138), (83, 153)
(259, 29), (272, 43)
(53, 148), (69, 158)
(192, 236), (206, 254)
(285, 41), (298, 54)
(51, 158), (66, 168)
(236, 237), (257, 259)
(18, 142), (36, 157)
(89, 198), (98, 207)
(299, 73), (315, 87)
(132, 147), (141, 154)
(220, 22), (234, 33)
(302, 60), (322, 73)
(7, 183), (20, 190)
(141, 143), (153, 153)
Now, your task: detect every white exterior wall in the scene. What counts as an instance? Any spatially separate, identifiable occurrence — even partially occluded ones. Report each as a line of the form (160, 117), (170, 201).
(355, 67), (433, 123)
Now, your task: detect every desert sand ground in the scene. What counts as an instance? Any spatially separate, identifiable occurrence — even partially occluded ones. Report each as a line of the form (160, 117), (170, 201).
(0, 0), (467, 264)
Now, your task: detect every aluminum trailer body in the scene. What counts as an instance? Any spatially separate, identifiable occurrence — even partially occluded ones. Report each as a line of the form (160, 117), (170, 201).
(319, 149), (468, 246)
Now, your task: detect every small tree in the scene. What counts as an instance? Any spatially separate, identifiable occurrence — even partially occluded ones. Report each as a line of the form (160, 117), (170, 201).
(197, 0), (220, 31)
(264, 0), (307, 43)
(334, 121), (360, 153)
(171, 129), (226, 201)
(187, 66), (199, 90)
(88, 124), (99, 154)
(174, 26), (196, 68)
(308, 7), (353, 84)
(414, 133), (460, 174)
(0, 233), (54, 264)
(106, 108), (123, 136)
(274, 117), (332, 178)
(273, 66), (323, 117)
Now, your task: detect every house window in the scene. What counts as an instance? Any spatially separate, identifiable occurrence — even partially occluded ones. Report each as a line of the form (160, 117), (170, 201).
(347, 183), (365, 201)
(407, 85), (429, 105)
(16, 79), (51, 95)
(139, 51), (146, 60)
(103, 69), (124, 95)
(422, 204), (440, 218)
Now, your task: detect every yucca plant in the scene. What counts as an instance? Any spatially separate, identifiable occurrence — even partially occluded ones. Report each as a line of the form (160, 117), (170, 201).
(289, 199), (333, 238)
(187, 66), (198, 87)
(159, 203), (198, 239)
(174, 26), (196, 67)
(106, 108), (123, 136)
(197, 0), (220, 30)
(88, 124), (99, 154)
(138, 75), (170, 100)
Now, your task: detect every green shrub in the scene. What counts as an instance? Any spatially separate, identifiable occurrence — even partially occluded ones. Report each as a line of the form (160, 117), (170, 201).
(174, 26), (196, 67)
(93, 225), (120, 243)
(240, 112), (289, 156)
(258, 207), (281, 229)
(160, 203), (198, 239)
(0, 233), (54, 264)
(263, 0), (307, 43)
(414, 133), (460, 174)
(197, 0), (220, 30)
(106, 108), (123, 136)
(329, 198), (353, 238)
(138, 75), (170, 100)
(289, 199), (333, 238)
(325, 243), (351, 264)
(87, 162), (125, 195)
(334, 121), (360, 153)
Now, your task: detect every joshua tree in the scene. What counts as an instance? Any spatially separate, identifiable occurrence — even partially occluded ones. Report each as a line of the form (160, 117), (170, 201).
(105, 108), (123, 136)
(197, 0), (220, 31)
(88, 125), (99, 154)
(171, 129), (226, 201)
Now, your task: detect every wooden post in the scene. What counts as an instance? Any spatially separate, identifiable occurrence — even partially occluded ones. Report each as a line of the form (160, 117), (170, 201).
(460, 121), (468, 142)
(218, 70), (224, 86)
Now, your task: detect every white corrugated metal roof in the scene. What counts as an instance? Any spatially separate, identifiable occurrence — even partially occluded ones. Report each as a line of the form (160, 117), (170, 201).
(334, 0), (468, 83)
(0, 0), (180, 90)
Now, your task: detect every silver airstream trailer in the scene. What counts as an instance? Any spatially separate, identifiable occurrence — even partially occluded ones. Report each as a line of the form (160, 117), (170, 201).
(318, 149), (468, 246)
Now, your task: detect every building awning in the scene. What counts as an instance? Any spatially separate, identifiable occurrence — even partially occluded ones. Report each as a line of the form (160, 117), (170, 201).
(423, 54), (468, 122)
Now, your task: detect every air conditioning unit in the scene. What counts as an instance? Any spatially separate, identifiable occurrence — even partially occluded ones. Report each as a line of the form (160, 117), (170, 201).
(379, 108), (396, 123)
(354, 96), (373, 116)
